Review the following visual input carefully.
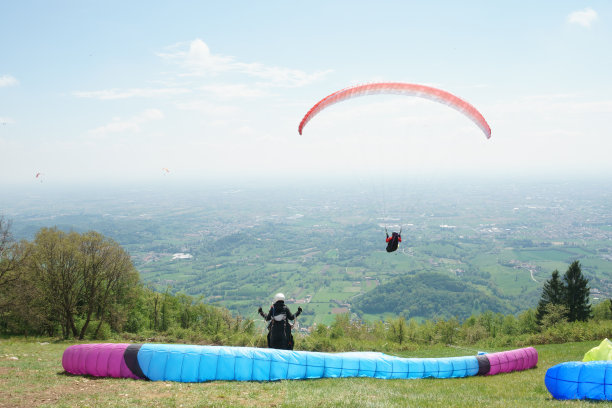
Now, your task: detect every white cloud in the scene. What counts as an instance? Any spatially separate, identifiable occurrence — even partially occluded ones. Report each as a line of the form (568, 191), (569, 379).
(174, 100), (238, 116)
(568, 8), (598, 27)
(88, 109), (164, 136)
(73, 88), (190, 100)
(200, 84), (268, 99)
(158, 39), (234, 74)
(0, 75), (19, 87)
(235, 62), (332, 87)
(159, 39), (332, 87)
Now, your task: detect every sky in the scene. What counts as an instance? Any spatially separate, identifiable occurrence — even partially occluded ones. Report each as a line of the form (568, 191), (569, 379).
(1, 1), (611, 187)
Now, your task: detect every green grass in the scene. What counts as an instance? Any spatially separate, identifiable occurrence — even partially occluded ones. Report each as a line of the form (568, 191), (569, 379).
(0, 338), (605, 407)
(512, 248), (582, 263)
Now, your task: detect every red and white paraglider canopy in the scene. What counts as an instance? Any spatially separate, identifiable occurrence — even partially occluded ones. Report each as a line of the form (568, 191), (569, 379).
(298, 82), (491, 139)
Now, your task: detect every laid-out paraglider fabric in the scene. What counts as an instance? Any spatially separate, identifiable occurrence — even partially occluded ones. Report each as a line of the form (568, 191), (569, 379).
(583, 338), (612, 362)
(477, 347), (538, 376)
(61, 343), (141, 379)
(545, 361), (612, 401)
(62, 343), (537, 383)
(298, 82), (491, 139)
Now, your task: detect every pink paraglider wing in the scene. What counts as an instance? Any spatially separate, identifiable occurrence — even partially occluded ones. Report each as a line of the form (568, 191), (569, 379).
(298, 82), (491, 139)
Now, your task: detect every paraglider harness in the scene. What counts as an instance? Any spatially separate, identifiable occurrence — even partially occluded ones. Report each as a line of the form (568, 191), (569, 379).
(259, 303), (301, 350)
(385, 226), (402, 253)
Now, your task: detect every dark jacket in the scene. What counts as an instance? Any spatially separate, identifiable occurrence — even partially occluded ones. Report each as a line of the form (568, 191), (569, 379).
(261, 301), (299, 350)
(386, 232), (402, 252)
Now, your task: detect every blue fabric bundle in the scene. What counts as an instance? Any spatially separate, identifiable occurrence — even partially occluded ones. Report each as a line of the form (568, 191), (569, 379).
(137, 344), (479, 382)
(545, 361), (612, 401)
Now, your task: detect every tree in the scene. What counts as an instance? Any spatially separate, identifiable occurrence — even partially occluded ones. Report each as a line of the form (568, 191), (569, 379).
(0, 216), (28, 298)
(536, 269), (565, 325)
(3, 264), (53, 336)
(28, 227), (140, 339)
(29, 228), (82, 338)
(540, 303), (568, 328)
(591, 299), (612, 321)
(563, 260), (591, 322)
(500, 314), (517, 336)
(435, 317), (459, 344)
(77, 231), (139, 339)
(388, 316), (407, 345)
(517, 309), (538, 334)
(0, 217), (29, 334)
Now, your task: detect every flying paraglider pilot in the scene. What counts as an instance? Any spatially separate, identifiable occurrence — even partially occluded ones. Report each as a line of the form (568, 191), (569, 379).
(386, 231), (402, 253)
(258, 293), (302, 350)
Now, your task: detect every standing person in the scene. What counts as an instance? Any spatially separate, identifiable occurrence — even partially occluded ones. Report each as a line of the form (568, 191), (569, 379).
(258, 293), (302, 350)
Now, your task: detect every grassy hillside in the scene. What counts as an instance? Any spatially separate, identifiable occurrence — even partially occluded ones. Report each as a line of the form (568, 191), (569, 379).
(0, 338), (603, 407)
(352, 272), (516, 320)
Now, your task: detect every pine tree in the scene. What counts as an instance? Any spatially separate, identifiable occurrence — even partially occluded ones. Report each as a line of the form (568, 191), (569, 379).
(536, 269), (565, 324)
(563, 260), (591, 322)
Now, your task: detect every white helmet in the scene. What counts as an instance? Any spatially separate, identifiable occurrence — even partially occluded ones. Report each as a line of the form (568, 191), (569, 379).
(273, 293), (285, 302)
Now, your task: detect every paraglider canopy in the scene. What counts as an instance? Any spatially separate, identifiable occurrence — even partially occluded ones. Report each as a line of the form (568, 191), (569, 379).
(298, 82), (491, 139)
(583, 338), (612, 361)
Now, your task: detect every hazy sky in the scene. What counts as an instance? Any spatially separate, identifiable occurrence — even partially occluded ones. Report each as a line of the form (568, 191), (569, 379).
(1, 1), (611, 186)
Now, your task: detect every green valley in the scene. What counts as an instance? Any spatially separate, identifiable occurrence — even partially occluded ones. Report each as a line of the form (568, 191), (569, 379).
(2, 177), (612, 327)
